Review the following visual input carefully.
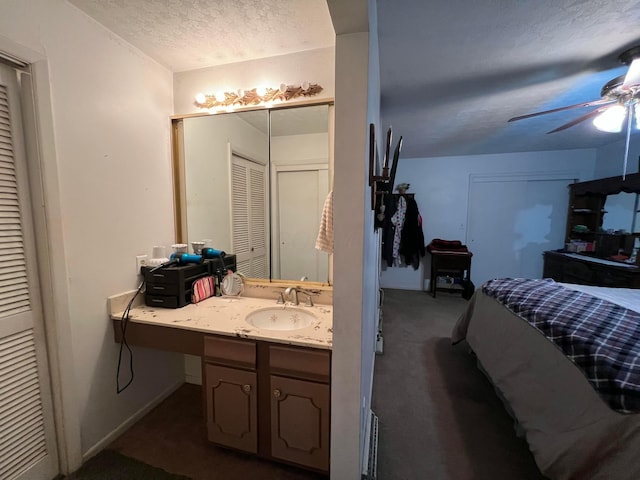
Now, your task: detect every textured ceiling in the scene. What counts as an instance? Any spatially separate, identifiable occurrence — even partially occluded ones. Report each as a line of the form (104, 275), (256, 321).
(378, 0), (640, 158)
(67, 0), (335, 72)
(67, 0), (640, 159)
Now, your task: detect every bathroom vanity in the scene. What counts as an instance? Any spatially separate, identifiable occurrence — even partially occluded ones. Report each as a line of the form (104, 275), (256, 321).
(203, 335), (330, 471)
(109, 284), (333, 473)
(108, 290), (332, 473)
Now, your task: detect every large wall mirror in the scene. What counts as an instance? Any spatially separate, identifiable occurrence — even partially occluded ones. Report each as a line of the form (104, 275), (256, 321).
(172, 102), (333, 284)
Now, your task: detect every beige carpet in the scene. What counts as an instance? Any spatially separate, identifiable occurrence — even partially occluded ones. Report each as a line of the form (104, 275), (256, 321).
(372, 288), (547, 480)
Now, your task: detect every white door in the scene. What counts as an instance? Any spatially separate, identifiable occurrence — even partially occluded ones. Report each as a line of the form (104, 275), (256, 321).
(467, 175), (571, 287)
(231, 154), (268, 278)
(277, 168), (328, 282)
(0, 64), (59, 479)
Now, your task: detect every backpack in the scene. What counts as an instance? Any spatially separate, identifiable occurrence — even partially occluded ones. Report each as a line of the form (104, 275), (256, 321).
(461, 279), (475, 300)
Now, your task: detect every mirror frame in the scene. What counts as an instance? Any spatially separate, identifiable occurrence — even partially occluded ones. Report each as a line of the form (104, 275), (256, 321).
(170, 98), (335, 285)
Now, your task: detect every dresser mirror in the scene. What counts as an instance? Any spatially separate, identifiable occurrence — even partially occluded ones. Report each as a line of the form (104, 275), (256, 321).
(172, 102), (332, 284)
(601, 191), (640, 233)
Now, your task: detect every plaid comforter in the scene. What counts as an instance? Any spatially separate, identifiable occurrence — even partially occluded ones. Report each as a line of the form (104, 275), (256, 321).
(483, 278), (640, 413)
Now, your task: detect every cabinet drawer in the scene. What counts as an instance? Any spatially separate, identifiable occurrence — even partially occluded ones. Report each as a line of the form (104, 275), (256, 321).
(269, 345), (330, 382)
(204, 336), (256, 369)
(595, 268), (633, 288)
(143, 263), (210, 284)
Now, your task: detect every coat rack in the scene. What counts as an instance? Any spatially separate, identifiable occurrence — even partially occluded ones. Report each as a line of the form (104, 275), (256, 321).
(369, 124), (403, 229)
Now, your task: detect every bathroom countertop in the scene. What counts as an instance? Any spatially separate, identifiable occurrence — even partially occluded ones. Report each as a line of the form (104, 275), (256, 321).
(109, 294), (332, 350)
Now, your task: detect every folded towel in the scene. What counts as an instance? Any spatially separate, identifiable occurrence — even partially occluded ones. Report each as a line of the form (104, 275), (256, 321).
(427, 239), (470, 254)
(315, 191), (334, 254)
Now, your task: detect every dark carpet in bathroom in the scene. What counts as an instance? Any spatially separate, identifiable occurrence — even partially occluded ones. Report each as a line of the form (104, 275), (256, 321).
(107, 384), (325, 480)
(64, 449), (190, 479)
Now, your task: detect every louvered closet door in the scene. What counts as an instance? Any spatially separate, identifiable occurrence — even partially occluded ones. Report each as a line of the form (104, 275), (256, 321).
(231, 154), (268, 278)
(0, 64), (58, 479)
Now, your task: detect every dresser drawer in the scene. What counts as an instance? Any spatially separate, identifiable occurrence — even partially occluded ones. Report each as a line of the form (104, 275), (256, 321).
(204, 336), (256, 369)
(269, 344), (330, 382)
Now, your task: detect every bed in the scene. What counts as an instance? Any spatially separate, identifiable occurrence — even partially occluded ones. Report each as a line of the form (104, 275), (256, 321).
(452, 278), (640, 480)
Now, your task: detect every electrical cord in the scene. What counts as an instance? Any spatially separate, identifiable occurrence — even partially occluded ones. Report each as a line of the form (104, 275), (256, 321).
(116, 259), (177, 394)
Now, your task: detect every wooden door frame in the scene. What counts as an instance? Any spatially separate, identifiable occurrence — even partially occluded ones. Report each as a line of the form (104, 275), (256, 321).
(0, 39), (82, 474)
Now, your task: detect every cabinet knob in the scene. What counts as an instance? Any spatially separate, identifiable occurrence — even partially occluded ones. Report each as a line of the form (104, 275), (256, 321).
(273, 389), (281, 398)
(242, 384), (251, 393)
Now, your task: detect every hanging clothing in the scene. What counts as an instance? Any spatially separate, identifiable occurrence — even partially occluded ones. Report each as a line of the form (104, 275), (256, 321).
(381, 194), (425, 269)
(391, 195), (407, 266)
(399, 197), (426, 270)
(381, 194), (398, 267)
(315, 190), (334, 254)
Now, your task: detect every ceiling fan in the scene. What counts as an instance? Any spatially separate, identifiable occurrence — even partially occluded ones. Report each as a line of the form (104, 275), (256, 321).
(508, 46), (640, 177)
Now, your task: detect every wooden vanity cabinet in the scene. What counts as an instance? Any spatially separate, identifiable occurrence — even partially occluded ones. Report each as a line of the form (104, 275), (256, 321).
(268, 345), (331, 472)
(203, 335), (331, 473)
(203, 336), (258, 454)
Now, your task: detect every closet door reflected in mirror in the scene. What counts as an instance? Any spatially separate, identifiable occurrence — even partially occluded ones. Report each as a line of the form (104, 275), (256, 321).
(270, 106), (330, 282)
(173, 103), (332, 283)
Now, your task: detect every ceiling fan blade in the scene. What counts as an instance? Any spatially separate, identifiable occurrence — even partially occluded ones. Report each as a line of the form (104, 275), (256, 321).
(546, 107), (611, 134)
(508, 99), (615, 122)
(622, 58), (640, 90)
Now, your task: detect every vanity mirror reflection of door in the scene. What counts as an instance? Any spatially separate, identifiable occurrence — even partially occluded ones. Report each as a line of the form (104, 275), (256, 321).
(174, 102), (332, 283)
(270, 105), (330, 282)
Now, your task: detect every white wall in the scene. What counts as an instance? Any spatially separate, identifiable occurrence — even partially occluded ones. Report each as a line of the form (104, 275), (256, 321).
(380, 149), (598, 290)
(173, 47), (335, 115)
(331, 30), (373, 478)
(183, 113), (269, 249)
(361, 0), (381, 471)
(595, 135), (640, 178)
(271, 133), (329, 165)
(0, 0), (183, 466)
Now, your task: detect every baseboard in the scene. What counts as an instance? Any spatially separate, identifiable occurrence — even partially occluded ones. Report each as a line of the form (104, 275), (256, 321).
(81, 380), (183, 462)
(185, 373), (202, 385)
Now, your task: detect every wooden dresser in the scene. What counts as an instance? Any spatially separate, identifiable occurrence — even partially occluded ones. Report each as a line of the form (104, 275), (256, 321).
(543, 250), (640, 288)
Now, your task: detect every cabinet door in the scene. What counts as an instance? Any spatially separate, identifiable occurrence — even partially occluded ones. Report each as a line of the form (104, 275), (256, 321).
(205, 363), (257, 453)
(270, 375), (330, 471)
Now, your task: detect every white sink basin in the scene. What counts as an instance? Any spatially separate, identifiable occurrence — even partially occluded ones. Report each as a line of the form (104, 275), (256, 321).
(245, 307), (316, 331)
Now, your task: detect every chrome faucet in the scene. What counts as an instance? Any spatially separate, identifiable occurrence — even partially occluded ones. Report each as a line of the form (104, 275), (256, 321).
(284, 286), (299, 305)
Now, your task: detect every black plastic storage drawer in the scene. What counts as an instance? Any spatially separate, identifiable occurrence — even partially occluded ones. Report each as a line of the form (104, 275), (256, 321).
(142, 262), (211, 309)
(143, 262), (209, 284)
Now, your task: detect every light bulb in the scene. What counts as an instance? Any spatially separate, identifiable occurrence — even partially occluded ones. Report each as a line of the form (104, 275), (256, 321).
(593, 105), (626, 132)
(195, 92), (206, 104)
(256, 86), (267, 97)
(279, 83), (287, 93)
(302, 81), (310, 91)
(215, 91), (226, 103)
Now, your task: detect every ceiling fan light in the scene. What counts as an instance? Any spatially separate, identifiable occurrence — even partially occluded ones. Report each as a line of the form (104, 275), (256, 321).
(593, 105), (626, 132)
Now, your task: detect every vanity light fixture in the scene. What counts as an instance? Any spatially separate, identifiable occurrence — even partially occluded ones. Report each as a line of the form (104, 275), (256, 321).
(194, 82), (323, 110)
